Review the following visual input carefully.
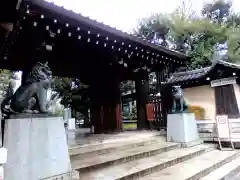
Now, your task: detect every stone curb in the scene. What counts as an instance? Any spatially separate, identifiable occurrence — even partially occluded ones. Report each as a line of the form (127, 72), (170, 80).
(117, 147), (213, 180)
(76, 143), (180, 173)
(189, 152), (240, 180)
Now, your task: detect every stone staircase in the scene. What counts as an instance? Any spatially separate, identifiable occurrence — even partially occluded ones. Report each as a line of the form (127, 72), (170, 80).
(69, 136), (240, 180)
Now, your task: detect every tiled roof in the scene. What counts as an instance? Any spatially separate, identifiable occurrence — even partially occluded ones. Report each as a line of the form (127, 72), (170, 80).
(166, 60), (240, 84)
(167, 67), (212, 84)
(25, 0), (188, 60)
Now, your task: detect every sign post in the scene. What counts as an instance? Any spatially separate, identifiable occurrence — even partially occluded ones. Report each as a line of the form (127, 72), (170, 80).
(0, 147), (7, 180)
(216, 115), (234, 150)
(0, 166), (3, 180)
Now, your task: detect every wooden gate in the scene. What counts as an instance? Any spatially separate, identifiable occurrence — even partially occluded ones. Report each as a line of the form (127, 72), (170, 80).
(148, 69), (174, 129)
(148, 83), (166, 129)
(149, 94), (166, 128)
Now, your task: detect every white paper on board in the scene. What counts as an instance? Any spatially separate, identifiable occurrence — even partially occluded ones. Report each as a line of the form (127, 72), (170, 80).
(0, 166), (3, 180)
(0, 148), (7, 164)
(216, 115), (230, 139)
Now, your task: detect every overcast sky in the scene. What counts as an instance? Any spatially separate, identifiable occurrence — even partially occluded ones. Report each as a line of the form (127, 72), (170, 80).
(46, 0), (240, 32)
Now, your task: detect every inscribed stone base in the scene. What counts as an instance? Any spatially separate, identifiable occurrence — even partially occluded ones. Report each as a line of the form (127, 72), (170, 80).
(3, 117), (72, 180)
(167, 113), (200, 144)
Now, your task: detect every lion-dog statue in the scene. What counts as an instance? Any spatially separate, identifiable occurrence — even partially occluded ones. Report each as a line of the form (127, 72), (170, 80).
(171, 85), (188, 113)
(1, 61), (52, 115)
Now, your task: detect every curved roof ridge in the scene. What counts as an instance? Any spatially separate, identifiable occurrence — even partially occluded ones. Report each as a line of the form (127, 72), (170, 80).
(217, 60), (240, 69)
(26, 0), (188, 60)
(171, 66), (211, 76)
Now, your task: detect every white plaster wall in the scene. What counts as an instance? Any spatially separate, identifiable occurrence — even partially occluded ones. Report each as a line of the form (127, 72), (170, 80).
(184, 85), (216, 120)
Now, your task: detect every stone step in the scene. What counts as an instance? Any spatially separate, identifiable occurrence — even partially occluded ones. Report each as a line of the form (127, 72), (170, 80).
(68, 130), (160, 148)
(200, 156), (240, 180)
(232, 172), (240, 180)
(79, 144), (211, 180)
(142, 149), (240, 180)
(72, 141), (180, 172)
(69, 136), (163, 159)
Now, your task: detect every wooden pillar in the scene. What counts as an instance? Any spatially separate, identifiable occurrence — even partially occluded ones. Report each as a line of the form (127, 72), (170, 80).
(103, 80), (122, 133)
(90, 105), (104, 134)
(135, 72), (149, 130)
(90, 78), (122, 134)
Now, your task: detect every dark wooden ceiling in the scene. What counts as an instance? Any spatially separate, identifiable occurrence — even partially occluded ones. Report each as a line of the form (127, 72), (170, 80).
(0, 0), (189, 84)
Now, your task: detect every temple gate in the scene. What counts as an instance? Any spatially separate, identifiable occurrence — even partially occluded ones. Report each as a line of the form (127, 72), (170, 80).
(0, 0), (189, 133)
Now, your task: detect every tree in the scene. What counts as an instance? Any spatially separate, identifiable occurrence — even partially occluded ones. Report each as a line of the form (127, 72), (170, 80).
(0, 70), (17, 100)
(120, 80), (135, 95)
(51, 77), (90, 114)
(134, 0), (240, 70)
(136, 13), (171, 47)
(226, 13), (240, 27)
(201, 0), (232, 24)
(226, 26), (240, 62)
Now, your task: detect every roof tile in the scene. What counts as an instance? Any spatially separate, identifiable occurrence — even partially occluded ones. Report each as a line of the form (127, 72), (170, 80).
(166, 60), (240, 84)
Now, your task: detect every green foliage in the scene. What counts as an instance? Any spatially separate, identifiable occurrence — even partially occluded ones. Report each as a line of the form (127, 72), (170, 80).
(51, 77), (90, 113)
(0, 70), (16, 99)
(120, 80), (135, 94)
(134, 0), (240, 70)
(51, 0), (240, 116)
(54, 106), (64, 117)
(225, 26), (240, 63)
(125, 105), (137, 120)
(123, 123), (137, 130)
(130, 105), (137, 119)
(135, 13), (171, 47)
(226, 13), (240, 27)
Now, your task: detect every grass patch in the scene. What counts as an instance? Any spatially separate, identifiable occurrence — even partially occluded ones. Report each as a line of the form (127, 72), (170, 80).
(123, 123), (137, 130)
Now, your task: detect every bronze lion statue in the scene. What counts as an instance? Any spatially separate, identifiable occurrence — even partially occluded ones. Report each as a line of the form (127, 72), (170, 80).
(1, 61), (52, 115)
(171, 85), (188, 113)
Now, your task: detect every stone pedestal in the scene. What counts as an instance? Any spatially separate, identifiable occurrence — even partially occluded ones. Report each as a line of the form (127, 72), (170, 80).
(0, 119), (2, 147)
(3, 116), (72, 180)
(68, 118), (76, 130)
(167, 113), (200, 145)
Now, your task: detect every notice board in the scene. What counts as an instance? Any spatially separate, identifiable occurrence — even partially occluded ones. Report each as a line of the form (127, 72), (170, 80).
(216, 115), (230, 139)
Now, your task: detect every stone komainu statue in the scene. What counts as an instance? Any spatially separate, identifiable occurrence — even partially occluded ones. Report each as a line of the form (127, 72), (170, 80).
(1, 61), (52, 115)
(171, 85), (188, 113)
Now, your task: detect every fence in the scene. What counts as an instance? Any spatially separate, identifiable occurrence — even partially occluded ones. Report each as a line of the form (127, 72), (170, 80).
(196, 119), (240, 142)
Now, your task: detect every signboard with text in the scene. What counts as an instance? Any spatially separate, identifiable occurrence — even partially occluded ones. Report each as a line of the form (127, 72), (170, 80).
(216, 115), (230, 139)
(211, 77), (236, 87)
(216, 115), (235, 150)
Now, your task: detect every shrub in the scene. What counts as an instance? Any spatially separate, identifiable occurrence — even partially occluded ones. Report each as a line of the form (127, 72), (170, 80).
(124, 105), (137, 120)
(189, 105), (205, 120)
